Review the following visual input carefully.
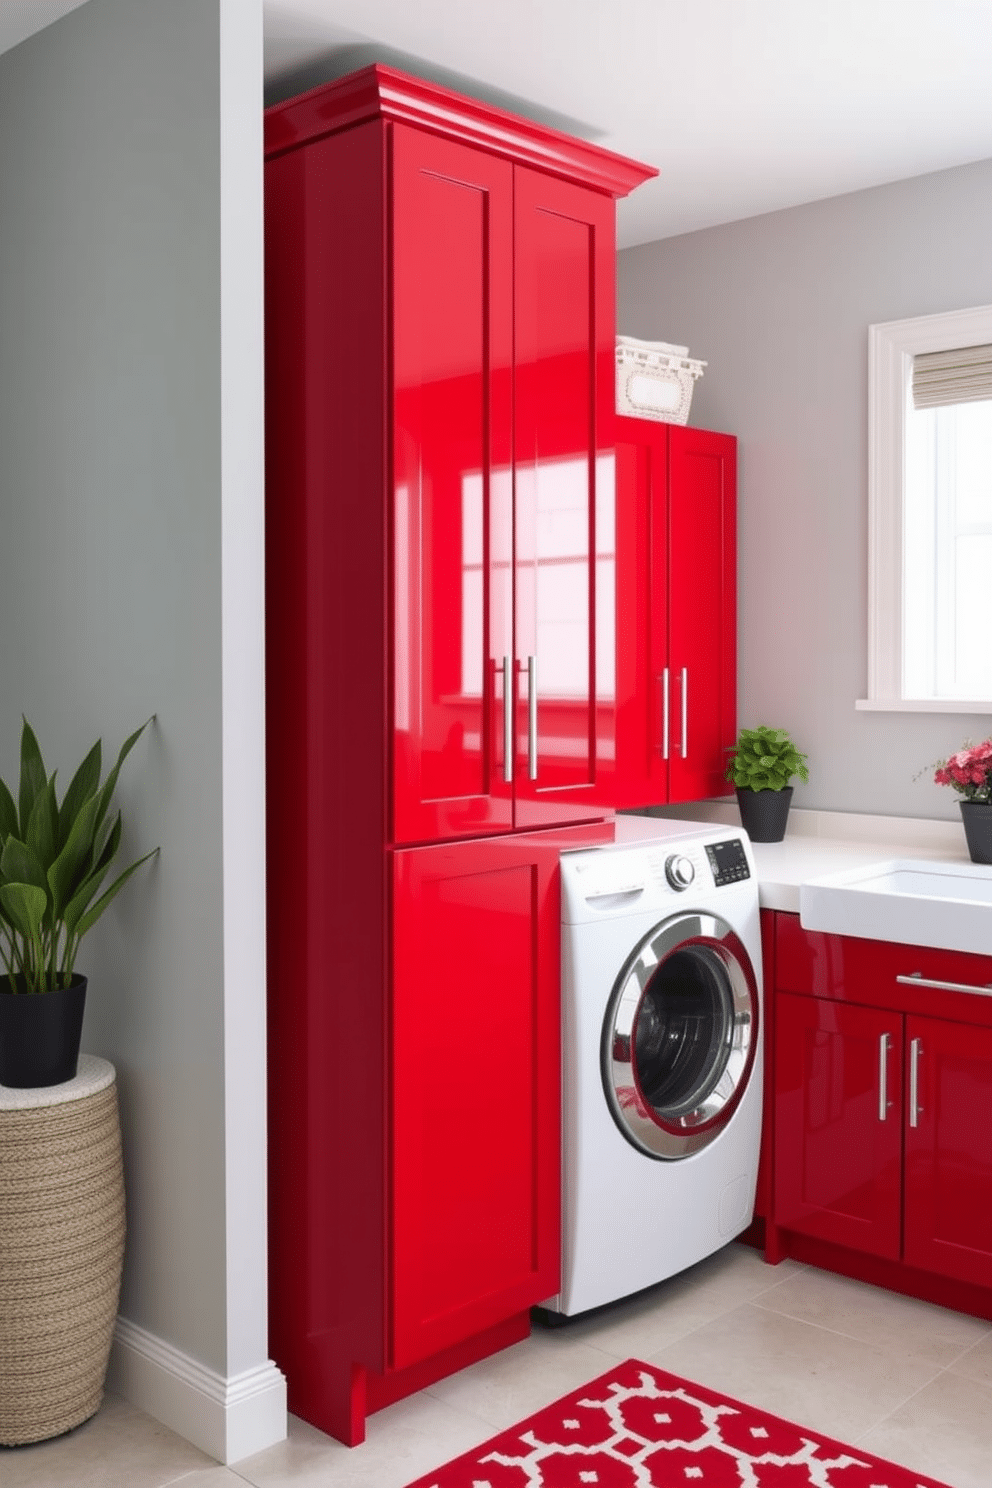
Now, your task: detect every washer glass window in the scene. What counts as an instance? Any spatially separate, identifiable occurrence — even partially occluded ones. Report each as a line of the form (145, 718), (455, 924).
(603, 913), (757, 1160)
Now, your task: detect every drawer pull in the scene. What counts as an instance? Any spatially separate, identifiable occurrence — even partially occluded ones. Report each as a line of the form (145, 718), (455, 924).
(897, 972), (992, 998)
(909, 1036), (923, 1128)
(878, 1032), (891, 1122)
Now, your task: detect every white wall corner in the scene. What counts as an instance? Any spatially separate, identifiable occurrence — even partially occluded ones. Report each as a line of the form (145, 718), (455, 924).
(108, 1317), (287, 1465)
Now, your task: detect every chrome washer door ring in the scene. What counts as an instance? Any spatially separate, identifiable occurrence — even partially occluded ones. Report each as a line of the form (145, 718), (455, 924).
(602, 911), (758, 1160)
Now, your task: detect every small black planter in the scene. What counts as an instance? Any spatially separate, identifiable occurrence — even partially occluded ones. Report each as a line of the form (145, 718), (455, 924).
(736, 786), (793, 843)
(960, 801), (992, 865)
(0, 975), (87, 1088)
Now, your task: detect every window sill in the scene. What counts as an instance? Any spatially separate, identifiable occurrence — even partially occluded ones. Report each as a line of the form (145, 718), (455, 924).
(855, 698), (992, 714)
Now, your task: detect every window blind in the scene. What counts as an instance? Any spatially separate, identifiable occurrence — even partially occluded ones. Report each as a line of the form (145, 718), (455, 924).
(912, 343), (992, 409)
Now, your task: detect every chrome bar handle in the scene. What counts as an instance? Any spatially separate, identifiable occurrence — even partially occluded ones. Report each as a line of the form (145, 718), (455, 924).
(527, 654), (538, 780)
(897, 972), (992, 998)
(680, 667), (688, 758)
(660, 669), (670, 760)
(878, 1032), (890, 1121)
(909, 1037), (922, 1128)
(502, 656), (513, 783)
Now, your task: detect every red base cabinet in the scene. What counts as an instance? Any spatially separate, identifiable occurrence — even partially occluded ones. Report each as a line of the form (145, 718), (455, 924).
(766, 912), (992, 1311)
(613, 418), (737, 807)
(264, 66), (655, 1445)
(391, 839), (561, 1369)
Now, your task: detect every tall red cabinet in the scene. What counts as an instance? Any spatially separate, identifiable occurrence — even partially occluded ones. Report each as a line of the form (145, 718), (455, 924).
(264, 66), (655, 1445)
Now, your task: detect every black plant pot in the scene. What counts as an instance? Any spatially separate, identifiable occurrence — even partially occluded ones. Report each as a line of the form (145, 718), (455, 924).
(960, 801), (992, 865)
(0, 975), (87, 1088)
(736, 786), (793, 844)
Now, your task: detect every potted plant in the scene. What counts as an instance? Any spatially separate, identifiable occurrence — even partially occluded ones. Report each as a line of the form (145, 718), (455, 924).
(931, 737), (992, 864)
(725, 725), (809, 843)
(0, 716), (158, 1088)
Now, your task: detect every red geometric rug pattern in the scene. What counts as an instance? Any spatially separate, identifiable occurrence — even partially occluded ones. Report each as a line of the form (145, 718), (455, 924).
(406, 1360), (949, 1488)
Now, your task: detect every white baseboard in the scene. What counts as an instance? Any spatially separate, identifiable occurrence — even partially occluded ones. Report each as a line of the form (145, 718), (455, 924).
(108, 1317), (287, 1464)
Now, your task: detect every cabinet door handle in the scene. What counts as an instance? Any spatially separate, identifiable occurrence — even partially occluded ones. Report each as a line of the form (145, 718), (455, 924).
(680, 667), (688, 759)
(878, 1032), (891, 1121)
(502, 655), (513, 784)
(659, 669), (670, 760)
(897, 972), (992, 998)
(527, 654), (538, 780)
(909, 1037), (923, 1127)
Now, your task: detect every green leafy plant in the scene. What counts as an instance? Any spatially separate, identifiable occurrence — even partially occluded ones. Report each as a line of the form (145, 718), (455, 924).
(0, 717), (158, 995)
(725, 725), (809, 793)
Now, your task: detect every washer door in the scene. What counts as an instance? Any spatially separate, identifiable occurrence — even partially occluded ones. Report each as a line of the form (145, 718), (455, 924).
(602, 911), (758, 1160)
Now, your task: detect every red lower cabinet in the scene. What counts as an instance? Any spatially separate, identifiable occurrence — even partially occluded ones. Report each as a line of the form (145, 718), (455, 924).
(391, 838), (560, 1368)
(774, 992), (902, 1259)
(769, 912), (992, 1311)
(903, 1014), (992, 1288)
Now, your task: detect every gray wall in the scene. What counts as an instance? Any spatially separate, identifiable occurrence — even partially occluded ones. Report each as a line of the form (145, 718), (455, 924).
(0, 0), (268, 1381)
(619, 158), (992, 820)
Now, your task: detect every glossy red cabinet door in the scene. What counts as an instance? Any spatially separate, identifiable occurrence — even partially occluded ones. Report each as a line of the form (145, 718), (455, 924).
(668, 427), (737, 803)
(903, 1013), (992, 1287)
(391, 837), (560, 1367)
(774, 992), (902, 1259)
(613, 419), (736, 807)
(512, 168), (617, 827)
(392, 127), (515, 844)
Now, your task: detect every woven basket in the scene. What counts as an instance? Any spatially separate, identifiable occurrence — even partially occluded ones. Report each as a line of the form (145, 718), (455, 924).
(0, 1056), (125, 1446)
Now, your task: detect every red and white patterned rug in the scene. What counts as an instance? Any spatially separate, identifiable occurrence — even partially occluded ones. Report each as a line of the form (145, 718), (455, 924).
(405, 1360), (949, 1488)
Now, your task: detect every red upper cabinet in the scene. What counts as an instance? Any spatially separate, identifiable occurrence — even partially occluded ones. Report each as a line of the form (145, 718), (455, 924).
(266, 66), (655, 849)
(513, 170), (618, 828)
(613, 418), (737, 807)
(391, 128), (515, 841)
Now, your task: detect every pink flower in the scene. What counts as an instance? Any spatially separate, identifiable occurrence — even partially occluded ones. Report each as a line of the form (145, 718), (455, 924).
(930, 737), (992, 801)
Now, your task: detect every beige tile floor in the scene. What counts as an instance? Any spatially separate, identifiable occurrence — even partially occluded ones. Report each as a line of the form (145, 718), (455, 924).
(5, 1243), (992, 1488)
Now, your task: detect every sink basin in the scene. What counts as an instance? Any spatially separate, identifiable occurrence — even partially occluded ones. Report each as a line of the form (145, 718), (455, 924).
(800, 858), (992, 955)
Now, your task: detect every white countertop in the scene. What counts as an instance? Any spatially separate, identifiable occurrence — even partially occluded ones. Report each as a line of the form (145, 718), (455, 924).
(625, 803), (969, 914)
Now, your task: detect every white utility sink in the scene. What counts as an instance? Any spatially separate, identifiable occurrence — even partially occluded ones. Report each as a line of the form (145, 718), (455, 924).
(800, 858), (992, 955)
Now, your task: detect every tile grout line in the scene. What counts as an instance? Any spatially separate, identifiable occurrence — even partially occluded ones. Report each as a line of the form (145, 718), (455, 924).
(746, 1293), (990, 1370)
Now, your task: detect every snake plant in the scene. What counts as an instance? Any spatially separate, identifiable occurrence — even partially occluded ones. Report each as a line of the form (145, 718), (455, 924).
(0, 717), (158, 994)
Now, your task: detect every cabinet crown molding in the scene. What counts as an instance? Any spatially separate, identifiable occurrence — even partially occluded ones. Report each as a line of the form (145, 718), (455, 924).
(264, 63), (657, 198)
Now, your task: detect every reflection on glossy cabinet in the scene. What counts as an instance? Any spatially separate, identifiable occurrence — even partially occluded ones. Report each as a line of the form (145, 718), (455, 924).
(613, 418), (736, 807)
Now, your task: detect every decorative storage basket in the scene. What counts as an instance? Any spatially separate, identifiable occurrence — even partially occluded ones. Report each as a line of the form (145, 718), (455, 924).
(616, 335), (706, 425)
(0, 1054), (125, 1446)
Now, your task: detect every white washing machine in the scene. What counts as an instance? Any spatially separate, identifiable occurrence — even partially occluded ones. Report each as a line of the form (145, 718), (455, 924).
(544, 815), (763, 1317)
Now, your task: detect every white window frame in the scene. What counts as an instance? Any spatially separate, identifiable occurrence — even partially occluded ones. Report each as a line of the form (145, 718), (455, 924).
(859, 302), (992, 714)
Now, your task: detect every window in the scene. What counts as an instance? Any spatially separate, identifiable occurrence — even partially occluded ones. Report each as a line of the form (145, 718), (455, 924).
(861, 304), (992, 713)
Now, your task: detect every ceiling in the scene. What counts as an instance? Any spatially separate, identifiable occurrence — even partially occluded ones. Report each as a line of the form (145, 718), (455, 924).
(6, 0), (992, 247)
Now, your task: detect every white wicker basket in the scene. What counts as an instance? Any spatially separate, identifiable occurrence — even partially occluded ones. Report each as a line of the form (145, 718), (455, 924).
(616, 335), (706, 425)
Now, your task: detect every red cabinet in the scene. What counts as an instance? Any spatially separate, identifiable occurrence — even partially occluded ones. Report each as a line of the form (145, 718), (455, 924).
(391, 838), (560, 1368)
(768, 913), (992, 1304)
(613, 418), (736, 807)
(264, 65), (655, 1446)
(903, 1013), (992, 1288)
(774, 992), (902, 1259)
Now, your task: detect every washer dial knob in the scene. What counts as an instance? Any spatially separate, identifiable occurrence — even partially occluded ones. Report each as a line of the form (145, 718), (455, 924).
(664, 854), (695, 891)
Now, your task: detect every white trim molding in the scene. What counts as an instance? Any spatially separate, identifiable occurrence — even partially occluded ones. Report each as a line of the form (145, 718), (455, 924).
(863, 302), (992, 713)
(108, 1317), (287, 1465)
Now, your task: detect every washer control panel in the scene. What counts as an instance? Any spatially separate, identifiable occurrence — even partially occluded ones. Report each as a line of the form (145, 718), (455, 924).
(705, 837), (752, 886)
